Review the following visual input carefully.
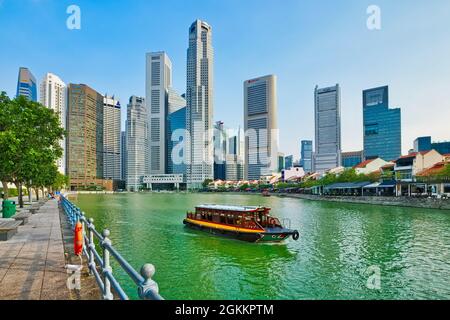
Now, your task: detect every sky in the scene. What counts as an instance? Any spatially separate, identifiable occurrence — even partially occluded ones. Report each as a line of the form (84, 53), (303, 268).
(1, 0), (449, 160)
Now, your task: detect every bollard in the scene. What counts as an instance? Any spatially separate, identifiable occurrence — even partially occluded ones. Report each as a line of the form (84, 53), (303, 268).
(101, 229), (114, 300)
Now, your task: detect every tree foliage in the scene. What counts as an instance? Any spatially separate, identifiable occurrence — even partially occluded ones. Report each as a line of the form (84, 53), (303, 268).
(0, 92), (67, 201)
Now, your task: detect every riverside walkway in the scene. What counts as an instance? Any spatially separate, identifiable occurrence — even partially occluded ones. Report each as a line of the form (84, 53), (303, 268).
(0, 199), (99, 300)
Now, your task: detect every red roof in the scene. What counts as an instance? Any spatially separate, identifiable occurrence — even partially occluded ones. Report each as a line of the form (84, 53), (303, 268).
(381, 163), (395, 169)
(417, 162), (447, 177)
(353, 159), (375, 169)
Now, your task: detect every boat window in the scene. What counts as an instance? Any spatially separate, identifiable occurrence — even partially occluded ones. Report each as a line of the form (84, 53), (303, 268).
(226, 215), (234, 225)
(220, 215), (226, 224)
(207, 213), (212, 221)
(201, 213), (206, 220)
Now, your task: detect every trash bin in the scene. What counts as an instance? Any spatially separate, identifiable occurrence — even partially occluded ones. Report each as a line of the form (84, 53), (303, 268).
(1, 200), (16, 218)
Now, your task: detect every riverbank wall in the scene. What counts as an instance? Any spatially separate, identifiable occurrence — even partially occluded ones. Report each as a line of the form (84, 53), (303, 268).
(276, 193), (450, 210)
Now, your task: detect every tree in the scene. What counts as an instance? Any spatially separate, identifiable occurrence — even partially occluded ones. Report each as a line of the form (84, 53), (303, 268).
(0, 92), (65, 205)
(202, 179), (213, 189)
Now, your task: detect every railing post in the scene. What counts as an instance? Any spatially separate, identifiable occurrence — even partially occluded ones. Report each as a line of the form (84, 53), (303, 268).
(81, 212), (87, 254)
(102, 229), (114, 300)
(138, 264), (161, 300)
(88, 218), (96, 276)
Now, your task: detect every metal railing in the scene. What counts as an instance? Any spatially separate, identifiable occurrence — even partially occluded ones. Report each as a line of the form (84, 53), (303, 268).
(60, 195), (164, 300)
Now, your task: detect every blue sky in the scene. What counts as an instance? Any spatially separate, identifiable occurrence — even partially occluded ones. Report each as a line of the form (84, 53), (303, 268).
(1, 0), (450, 159)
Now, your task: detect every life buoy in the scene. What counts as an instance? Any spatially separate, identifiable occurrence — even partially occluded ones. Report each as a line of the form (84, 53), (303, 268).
(74, 222), (83, 256)
(292, 230), (300, 241)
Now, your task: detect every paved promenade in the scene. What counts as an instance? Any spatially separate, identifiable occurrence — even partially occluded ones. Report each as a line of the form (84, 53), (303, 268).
(0, 199), (70, 300)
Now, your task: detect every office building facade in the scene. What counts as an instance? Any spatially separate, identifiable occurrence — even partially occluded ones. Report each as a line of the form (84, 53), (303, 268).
(214, 121), (227, 180)
(300, 140), (313, 173)
(17, 67), (37, 101)
(342, 150), (364, 168)
(120, 131), (127, 182)
(146, 52), (172, 175)
(167, 88), (187, 178)
(67, 84), (104, 190)
(39, 73), (67, 174)
(363, 86), (401, 161)
(126, 96), (148, 191)
(285, 155), (293, 170)
(314, 85), (342, 173)
(244, 75), (278, 180)
(186, 20), (214, 188)
(103, 95), (121, 181)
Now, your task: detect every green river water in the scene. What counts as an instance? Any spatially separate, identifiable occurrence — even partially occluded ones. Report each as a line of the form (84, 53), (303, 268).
(73, 193), (450, 300)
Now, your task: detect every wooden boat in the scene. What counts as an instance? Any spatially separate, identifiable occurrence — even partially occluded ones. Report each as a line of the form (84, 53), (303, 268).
(183, 204), (299, 243)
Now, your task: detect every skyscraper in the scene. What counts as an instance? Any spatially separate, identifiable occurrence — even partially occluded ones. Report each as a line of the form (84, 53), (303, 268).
(300, 140), (313, 173)
(146, 52), (172, 174)
(363, 86), (401, 161)
(167, 88), (187, 177)
(120, 131), (127, 182)
(103, 95), (121, 181)
(314, 84), (342, 173)
(186, 19), (214, 188)
(39, 73), (67, 174)
(126, 96), (148, 191)
(244, 75), (278, 180)
(213, 121), (227, 180)
(17, 67), (37, 101)
(285, 155), (293, 170)
(67, 84), (104, 190)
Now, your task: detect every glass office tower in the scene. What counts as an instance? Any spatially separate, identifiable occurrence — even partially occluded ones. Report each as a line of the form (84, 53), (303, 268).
(363, 86), (401, 161)
(16, 67), (37, 101)
(300, 140), (313, 173)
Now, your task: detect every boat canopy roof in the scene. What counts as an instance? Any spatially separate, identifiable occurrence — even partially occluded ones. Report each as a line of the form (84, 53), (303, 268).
(196, 204), (268, 212)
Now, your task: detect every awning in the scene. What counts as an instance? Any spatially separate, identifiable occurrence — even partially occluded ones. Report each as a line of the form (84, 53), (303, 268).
(379, 180), (396, 188)
(324, 181), (371, 190)
(363, 182), (381, 189)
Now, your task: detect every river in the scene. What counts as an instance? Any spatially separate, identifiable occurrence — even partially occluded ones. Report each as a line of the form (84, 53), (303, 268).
(73, 193), (450, 300)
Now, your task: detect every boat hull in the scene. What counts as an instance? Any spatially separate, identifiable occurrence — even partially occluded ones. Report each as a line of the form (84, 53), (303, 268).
(183, 219), (293, 243)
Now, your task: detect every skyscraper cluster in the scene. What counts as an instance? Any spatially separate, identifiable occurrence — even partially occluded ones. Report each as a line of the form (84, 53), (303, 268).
(13, 18), (417, 191)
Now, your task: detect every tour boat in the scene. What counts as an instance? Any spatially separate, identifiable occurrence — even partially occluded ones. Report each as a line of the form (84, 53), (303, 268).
(183, 204), (299, 243)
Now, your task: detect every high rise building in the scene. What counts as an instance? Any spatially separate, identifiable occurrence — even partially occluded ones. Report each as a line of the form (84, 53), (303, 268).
(342, 151), (364, 168)
(146, 52), (172, 174)
(226, 128), (244, 181)
(17, 67), (37, 101)
(285, 155), (293, 170)
(126, 96), (148, 191)
(414, 136), (450, 155)
(277, 152), (285, 172)
(167, 88), (187, 177)
(120, 131), (127, 182)
(67, 84), (104, 190)
(300, 140), (313, 173)
(363, 86), (401, 161)
(314, 84), (342, 173)
(244, 75), (278, 180)
(414, 136), (432, 153)
(186, 20), (214, 188)
(103, 95), (121, 181)
(213, 121), (227, 180)
(39, 73), (67, 174)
